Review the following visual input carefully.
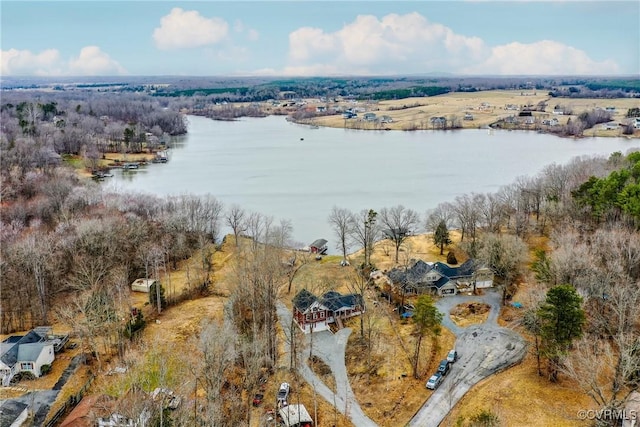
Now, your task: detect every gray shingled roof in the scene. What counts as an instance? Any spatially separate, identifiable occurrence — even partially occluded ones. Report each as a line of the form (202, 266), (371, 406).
(433, 259), (476, 279)
(293, 289), (318, 312)
(17, 343), (50, 362)
(294, 289), (363, 313)
(321, 291), (363, 312)
(0, 401), (28, 427)
(0, 330), (45, 367)
(310, 239), (327, 249)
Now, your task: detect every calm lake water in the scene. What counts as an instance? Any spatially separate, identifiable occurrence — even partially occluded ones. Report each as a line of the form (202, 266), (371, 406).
(108, 115), (640, 249)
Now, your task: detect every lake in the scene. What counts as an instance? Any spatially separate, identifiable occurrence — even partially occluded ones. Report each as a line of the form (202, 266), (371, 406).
(107, 115), (640, 249)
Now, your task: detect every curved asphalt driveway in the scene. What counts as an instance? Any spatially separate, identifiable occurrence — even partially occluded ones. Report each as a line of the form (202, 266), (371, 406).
(278, 289), (526, 427)
(277, 303), (377, 427)
(408, 289), (527, 427)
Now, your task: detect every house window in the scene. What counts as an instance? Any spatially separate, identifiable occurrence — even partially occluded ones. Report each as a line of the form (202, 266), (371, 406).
(319, 311), (324, 318)
(313, 313), (318, 320)
(20, 362), (33, 371)
(305, 314), (311, 321)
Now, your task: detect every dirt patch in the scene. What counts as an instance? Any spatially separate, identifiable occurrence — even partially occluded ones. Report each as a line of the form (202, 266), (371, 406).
(450, 302), (491, 327)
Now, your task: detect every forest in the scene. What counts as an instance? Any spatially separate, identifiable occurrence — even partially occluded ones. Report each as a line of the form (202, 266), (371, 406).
(3, 75), (639, 103)
(1, 84), (639, 425)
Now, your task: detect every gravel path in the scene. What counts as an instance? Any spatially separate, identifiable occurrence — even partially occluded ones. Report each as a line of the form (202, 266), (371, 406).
(277, 303), (377, 427)
(407, 289), (527, 427)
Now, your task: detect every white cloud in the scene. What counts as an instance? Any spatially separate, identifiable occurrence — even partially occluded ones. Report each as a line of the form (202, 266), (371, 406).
(285, 12), (487, 75)
(1, 48), (63, 76)
(281, 12), (620, 76)
(463, 40), (620, 75)
(246, 29), (260, 42)
(234, 20), (259, 41)
(68, 46), (127, 76)
(153, 8), (229, 50)
(1, 46), (126, 76)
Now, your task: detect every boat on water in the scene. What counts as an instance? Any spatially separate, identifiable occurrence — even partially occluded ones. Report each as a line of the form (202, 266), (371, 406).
(122, 162), (140, 170)
(91, 170), (114, 180)
(152, 150), (169, 163)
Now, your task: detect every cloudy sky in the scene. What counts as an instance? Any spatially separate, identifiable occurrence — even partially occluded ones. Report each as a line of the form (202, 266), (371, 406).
(1, 1), (638, 77)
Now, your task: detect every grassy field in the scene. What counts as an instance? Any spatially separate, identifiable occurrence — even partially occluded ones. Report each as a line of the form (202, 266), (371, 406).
(290, 90), (639, 137)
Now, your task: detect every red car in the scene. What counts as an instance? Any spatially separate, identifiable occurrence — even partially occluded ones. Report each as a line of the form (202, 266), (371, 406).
(252, 393), (264, 407)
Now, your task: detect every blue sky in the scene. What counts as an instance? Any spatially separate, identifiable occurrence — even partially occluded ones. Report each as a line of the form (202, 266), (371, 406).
(1, 1), (639, 77)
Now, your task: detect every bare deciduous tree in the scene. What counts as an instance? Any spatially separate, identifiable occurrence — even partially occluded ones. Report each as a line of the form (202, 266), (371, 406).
(226, 204), (247, 246)
(328, 206), (353, 263)
(349, 209), (379, 267)
(379, 205), (420, 264)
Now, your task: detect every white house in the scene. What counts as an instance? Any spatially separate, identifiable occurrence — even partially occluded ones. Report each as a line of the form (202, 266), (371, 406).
(1, 329), (56, 386)
(601, 122), (619, 130)
(0, 401), (29, 427)
(98, 410), (151, 427)
(130, 278), (158, 293)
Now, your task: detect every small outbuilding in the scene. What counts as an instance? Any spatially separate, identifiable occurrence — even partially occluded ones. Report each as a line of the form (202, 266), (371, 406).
(130, 278), (158, 293)
(309, 239), (328, 254)
(279, 404), (313, 427)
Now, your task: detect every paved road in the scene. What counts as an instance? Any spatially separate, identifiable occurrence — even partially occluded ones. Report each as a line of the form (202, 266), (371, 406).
(277, 303), (378, 427)
(408, 289), (527, 427)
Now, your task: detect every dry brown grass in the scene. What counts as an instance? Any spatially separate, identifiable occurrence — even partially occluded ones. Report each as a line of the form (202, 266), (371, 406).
(464, 279), (594, 427)
(22, 230), (598, 427)
(301, 90), (639, 138)
(440, 338), (593, 427)
(345, 310), (456, 426)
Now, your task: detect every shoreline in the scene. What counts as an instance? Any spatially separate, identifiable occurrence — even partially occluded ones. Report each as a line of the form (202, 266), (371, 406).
(212, 90), (640, 139)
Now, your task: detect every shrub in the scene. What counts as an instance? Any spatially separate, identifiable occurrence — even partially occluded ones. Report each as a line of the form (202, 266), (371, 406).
(447, 251), (458, 265)
(40, 364), (52, 376)
(149, 282), (167, 310)
(124, 310), (145, 339)
(469, 409), (500, 426)
(12, 371), (36, 383)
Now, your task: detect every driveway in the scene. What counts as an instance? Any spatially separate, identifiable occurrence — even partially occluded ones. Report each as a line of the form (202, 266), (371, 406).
(277, 303), (377, 427)
(408, 289), (527, 426)
(0, 353), (85, 426)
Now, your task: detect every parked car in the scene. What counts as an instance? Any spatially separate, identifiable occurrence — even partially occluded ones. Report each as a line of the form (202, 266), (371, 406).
(252, 393), (264, 407)
(277, 382), (290, 403)
(447, 349), (458, 363)
(426, 372), (443, 390)
(437, 359), (451, 376)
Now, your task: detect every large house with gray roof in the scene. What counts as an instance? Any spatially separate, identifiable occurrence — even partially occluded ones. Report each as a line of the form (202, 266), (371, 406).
(0, 327), (66, 386)
(387, 259), (493, 296)
(293, 289), (364, 333)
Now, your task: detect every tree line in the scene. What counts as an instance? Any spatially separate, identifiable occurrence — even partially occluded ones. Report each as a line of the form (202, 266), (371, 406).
(1, 91), (187, 176)
(1, 92), (639, 425)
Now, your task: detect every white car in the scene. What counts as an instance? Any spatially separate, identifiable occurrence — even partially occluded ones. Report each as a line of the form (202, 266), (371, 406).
(277, 382), (290, 403)
(426, 373), (443, 390)
(447, 349), (458, 363)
